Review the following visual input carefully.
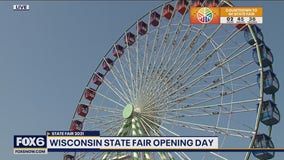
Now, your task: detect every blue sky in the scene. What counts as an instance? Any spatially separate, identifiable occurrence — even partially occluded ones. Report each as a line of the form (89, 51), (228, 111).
(0, 1), (283, 160)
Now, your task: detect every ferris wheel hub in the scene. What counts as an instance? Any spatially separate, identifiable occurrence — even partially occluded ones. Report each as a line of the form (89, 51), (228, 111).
(123, 104), (134, 119)
(134, 107), (142, 114)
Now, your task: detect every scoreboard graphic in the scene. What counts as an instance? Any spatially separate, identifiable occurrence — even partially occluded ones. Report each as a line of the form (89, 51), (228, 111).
(190, 7), (263, 24)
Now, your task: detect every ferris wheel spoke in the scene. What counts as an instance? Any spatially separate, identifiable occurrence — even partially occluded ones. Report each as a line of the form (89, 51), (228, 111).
(75, 152), (88, 160)
(142, 23), (162, 91)
(143, 98), (259, 116)
(180, 30), (245, 82)
(142, 27), (206, 106)
(86, 116), (122, 127)
(152, 44), (256, 107)
(145, 100), (257, 118)
(144, 79), (257, 113)
(135, 24), (142, 102)
(91, 152), (105, 160)
(176, 82), (258, 111)
(105, 58), (136, 103)
(143, 25), (196, 96)
(166, 108), (256, 119)
(209, 152), (229, 160)
(86, 117), (121, 125)
(114, 52), (137, 104)
(144, 29), (175, 92)
(95, 91), (125, 107)
(150, 68), (259, 110)
(180, 152), (193, 160)
(162, 26), (205, 74)
(140, 114), (180, 136)
(158, 116), (254, 138)
(85, 119), (123, 135)
(158, 34), (252, 99)
(173, 151), (192, 160)
(142, 29), (166, 96)
(101, 125), (124, 136)
(98, 75), (130, 105)
(88, 105), (121, 113)
(163, 39), (247, 95)
(189, 98), (259, 112)
(143, 40), (243, 107)
(147, 26), (202, 97)
(146, 71), (257, 112)
(161, 27), (221, 85)
(139, 13), (152, 95)
(142, 111), (255, 138)
(138, 116), (158, 137)
(145, 3), (177, 78)
(181, 68), (259, 102)
(87, 119), (124, 136)
(143, 25), (206, 97)
(156, 25), (195, 76)
(153, 26), (194, 82)
(139, 116), (162, 136)
(148, 11), (188, 85)
(183, 25), (223, 65)
(140, 112), (250, 147)
(224, 61), (254, 78)
(86, 114), (121, 123)
(124, 33), (138, 102)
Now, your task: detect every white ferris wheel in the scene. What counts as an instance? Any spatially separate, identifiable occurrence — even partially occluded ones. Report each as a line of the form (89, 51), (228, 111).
(64, 0), (280, 160)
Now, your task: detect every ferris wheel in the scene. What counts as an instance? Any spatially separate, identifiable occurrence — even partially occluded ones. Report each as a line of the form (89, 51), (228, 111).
(64, 0), (280, 159)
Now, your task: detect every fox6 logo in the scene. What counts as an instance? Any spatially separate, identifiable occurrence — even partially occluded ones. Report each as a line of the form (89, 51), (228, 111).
(14, 135), (46, 148)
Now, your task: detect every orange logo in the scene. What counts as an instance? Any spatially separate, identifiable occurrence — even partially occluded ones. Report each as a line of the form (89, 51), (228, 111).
(190, 7), (220, 24)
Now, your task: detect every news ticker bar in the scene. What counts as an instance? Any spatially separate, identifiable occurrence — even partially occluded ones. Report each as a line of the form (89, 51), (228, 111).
(13, 132), (218, 154)
(13, 131), (284, 155)
(190, 7), (263, 24)
(13, 134), (218, 154)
